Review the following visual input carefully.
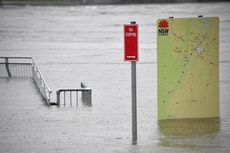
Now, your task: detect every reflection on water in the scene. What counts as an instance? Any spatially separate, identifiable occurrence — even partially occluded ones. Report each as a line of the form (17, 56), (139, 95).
(158, 118), (220, 136)
(158, 118), (220, 148)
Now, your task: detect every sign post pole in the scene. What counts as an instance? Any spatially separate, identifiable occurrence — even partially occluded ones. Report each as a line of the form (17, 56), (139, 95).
(130, 21), (137, 145)
(131, 60), (137, 144)
(124, 21), (138, 144)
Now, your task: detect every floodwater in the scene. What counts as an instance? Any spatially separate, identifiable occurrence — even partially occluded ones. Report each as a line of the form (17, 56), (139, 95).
(0, 2), (230, 153)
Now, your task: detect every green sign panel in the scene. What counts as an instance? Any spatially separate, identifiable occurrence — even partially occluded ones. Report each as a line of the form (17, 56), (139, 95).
(157, 17), (219, 120)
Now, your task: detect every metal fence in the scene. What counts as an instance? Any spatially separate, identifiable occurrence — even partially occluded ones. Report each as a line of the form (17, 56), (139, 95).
(0, 56), (92, 107)
(0, 56), (52, 104)
(0, 56), (32, 77)
(31, 58), (52, 105)
(56, 82), (92, 107)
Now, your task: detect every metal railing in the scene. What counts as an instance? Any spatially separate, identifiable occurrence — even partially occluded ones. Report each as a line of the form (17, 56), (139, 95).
(0, 56), (92, 107)
(0, 56), (32, 77)
(0, 56), (52, 105)
(56, 82), (92, 107)
(31, 58), (52, 105)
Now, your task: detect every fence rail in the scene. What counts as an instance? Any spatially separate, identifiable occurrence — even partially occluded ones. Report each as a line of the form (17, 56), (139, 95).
(56, 82), (92, 107)
(0, 56), (92, 107)
(31, 58), (52, 105)
(0, 56), (32, 77)
(0, 56), (52, 105)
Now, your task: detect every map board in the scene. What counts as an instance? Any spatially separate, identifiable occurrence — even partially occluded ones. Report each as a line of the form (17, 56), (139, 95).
(157, 17), (219, 120)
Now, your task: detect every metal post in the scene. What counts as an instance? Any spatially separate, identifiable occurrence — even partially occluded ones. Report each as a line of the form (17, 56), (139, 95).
(57, 90), (60, 107)
(81, 82), (92, 106)
(48, 91), (51, 104)
(5, 57), (12, 77)
(81, 82), (86, 106)
(131, 61), (137, 145)
(70, 91), (72, 106)
(76, 91), (78, 107)
(64, 91), (66, 106)
(88, 89), (92, 106)
(84, 89), (92, 106)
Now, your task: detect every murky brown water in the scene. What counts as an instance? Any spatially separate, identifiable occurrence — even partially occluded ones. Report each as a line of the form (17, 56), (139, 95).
(0, 3), (230, 153)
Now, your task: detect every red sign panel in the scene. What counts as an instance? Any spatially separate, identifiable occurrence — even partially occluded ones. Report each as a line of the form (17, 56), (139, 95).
(124, 24), (138, 61)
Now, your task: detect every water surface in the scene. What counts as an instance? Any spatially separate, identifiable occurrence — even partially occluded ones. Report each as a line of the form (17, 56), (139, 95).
(0, 3), (230, 153)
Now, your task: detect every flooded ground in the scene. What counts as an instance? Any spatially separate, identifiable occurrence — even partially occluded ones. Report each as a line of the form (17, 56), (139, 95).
(0, 2), (230, 153)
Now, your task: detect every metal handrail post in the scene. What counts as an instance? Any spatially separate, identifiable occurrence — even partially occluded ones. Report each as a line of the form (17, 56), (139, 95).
(81, 82), (92, 106)
(5, 57), (12, 77)
(56, 90), (60, 106)
(85, 89), (92, 106)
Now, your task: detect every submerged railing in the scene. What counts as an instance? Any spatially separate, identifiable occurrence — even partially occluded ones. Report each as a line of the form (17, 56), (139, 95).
(0, 56), (52, 104)
(0, 56), (92, 107)
(56, 82), (92, 107)
(31, 58), (52, 104)
(0, 56), (32, 77)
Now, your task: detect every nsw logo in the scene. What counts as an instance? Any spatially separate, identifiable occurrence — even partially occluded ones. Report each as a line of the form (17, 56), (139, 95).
(158, 20), (169, 36)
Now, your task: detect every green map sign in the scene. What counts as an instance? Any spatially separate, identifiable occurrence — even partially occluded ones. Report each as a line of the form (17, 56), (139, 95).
(157, 17), (219, 120)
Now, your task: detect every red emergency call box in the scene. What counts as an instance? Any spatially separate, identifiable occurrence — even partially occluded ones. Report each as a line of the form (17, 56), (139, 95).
(124, 24), (138, 62)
